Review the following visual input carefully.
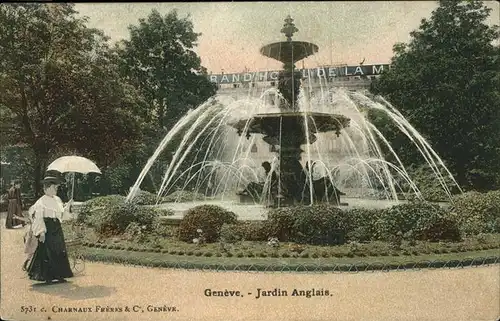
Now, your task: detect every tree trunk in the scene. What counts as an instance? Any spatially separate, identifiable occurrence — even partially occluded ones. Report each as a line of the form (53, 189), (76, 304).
(33, 155), (43, 198)
(33, 147), (49, 198)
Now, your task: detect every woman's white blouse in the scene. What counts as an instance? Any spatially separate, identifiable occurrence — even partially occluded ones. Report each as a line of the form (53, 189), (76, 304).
(28, 195), (70, 236)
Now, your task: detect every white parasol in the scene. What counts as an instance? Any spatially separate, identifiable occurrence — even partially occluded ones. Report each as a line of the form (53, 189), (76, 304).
(47, 156), (101, 201)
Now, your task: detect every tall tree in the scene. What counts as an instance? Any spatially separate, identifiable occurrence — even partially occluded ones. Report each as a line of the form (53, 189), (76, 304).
(109, 9), (218, 195)
(370, 0), (500, 190)
(116, 9), (217, 131)
(0, 3), (145, 196)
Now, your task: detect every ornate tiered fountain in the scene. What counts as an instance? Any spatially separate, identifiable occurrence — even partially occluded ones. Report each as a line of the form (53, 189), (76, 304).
(232, 16), (351, 206)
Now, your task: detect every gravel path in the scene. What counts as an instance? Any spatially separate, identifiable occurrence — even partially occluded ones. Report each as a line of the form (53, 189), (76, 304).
(1, 215), (498, 321)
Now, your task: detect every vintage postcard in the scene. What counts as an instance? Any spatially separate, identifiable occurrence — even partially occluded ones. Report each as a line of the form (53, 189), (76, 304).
(1, 2), (499, 321)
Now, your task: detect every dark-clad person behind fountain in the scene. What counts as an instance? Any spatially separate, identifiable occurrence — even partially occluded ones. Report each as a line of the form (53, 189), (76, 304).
(301, 161), (345, 205)
(261, 161), (279, 204)
(261, 161), (278, 186)
(237, 161), (279, 204)
(5, 180), (24, 229)
(27, 171), (74, 285)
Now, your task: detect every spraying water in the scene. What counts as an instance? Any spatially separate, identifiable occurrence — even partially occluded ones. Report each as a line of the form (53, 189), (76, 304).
(126, 15), (461, 209)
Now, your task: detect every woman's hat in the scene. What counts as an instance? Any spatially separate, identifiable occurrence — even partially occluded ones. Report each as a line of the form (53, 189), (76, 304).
(41, 170), (66, 184)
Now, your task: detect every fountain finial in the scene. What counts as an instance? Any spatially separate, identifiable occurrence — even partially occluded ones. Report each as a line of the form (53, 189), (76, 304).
(281, 15), (298, 41)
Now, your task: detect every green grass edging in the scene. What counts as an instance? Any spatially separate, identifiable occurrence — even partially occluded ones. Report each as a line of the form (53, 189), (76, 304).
(78, 240), (500, 258)
(77, 246), (500, 272)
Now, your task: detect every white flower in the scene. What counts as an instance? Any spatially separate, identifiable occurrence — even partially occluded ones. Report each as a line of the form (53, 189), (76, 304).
(196, 229), (203, 233)
(267, 237), (279, 247)
(193, 238), (199, 244)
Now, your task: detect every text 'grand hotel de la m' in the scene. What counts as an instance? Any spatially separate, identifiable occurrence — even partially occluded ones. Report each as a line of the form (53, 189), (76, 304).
(207, 63), (390, 99)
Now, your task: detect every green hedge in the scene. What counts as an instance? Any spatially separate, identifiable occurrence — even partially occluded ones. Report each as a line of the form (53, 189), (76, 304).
(78, 195), (161, 235)
(452, 190), (500, 236)
(376, 200), (461, 242)
(344, 208), (382, 242)
(265, 200), (462, 244)
(220, 221), (272, 243)
(403, 164), (460, 202)
(267, 205), (350, 245)
(291, 205), (349, 245)
(78, 191), (498, 245)
(77, 195), (126, 224)
(131, 190), (159, 205)
(178, 205), (238, 243)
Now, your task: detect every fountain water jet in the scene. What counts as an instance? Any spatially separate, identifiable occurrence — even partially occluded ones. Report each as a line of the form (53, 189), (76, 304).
(126, 16), (462, 215)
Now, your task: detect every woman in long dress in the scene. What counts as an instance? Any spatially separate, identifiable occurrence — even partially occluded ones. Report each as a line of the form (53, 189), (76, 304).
(27, 173), (74, 284)
(5, 181), (24, 229)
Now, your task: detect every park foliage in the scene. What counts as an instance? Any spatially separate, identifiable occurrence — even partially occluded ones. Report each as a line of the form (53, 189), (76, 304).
(76, 190), (499, 247)
(0, 4), (215, 197)
(370, 0), (500, 191)
(1, 1), (499, 199)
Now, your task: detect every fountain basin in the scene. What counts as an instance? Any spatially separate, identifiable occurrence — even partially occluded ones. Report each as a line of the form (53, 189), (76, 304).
(231, 111), (351, 137)
(260, 41), (319, 63)
(152, 197), (444, 222)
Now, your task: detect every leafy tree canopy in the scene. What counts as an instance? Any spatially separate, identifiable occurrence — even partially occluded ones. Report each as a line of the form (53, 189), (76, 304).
(370, 0), (500, 191)
(0, 3), (146, 196)
(116, 9), (217, 131)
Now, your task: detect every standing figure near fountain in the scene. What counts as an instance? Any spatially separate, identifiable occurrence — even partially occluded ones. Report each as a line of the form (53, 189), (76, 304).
(231, 15), (350, 207)
(261, 161), (279, 206)
(261, 161), (278, 187)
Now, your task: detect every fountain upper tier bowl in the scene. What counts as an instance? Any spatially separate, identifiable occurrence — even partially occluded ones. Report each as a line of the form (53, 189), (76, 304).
(260, 41), (319, 63)
(230, 111), (351, 143)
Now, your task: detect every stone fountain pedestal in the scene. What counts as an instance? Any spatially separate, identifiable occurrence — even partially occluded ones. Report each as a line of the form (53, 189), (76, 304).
(231, 16), (351, 207)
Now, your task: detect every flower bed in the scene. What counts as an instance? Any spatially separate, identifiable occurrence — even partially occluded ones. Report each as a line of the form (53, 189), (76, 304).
(63, 222), (500, 260)
(63, 192), (500, 270)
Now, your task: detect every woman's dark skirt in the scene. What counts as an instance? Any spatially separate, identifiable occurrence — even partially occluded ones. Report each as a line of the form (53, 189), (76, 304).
(5, 199), (23, 229)
(27, 217), (73, 282)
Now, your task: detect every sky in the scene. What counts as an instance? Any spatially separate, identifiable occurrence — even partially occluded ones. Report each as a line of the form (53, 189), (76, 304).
(75, 1), (500, 74)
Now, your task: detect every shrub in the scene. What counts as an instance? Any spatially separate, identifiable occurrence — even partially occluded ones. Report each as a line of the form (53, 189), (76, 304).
(87, 201), (136, 235)
(130, 190), (159, 205)
(80, 195), (160, 235)
(377, 200), (461, 242)
(267, 204), (349, 245)
(451, 190), (500, 236)
(266, 207), (296, 241)
(123, 222), (145, 241)
(219, 224), (243, 243)
(404, 164), (459, 202)
(290, 204), (350, 245)
(178, 205), (238, 243)
(420, 215), (461, 242)
(153, 207), (175, 216)
(151, 218), (177, 237)
(239, 221), (271, 241)
(135, 206), (163, 229)
(77, 195), (126, 224)
(344, 208), (382, 242)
